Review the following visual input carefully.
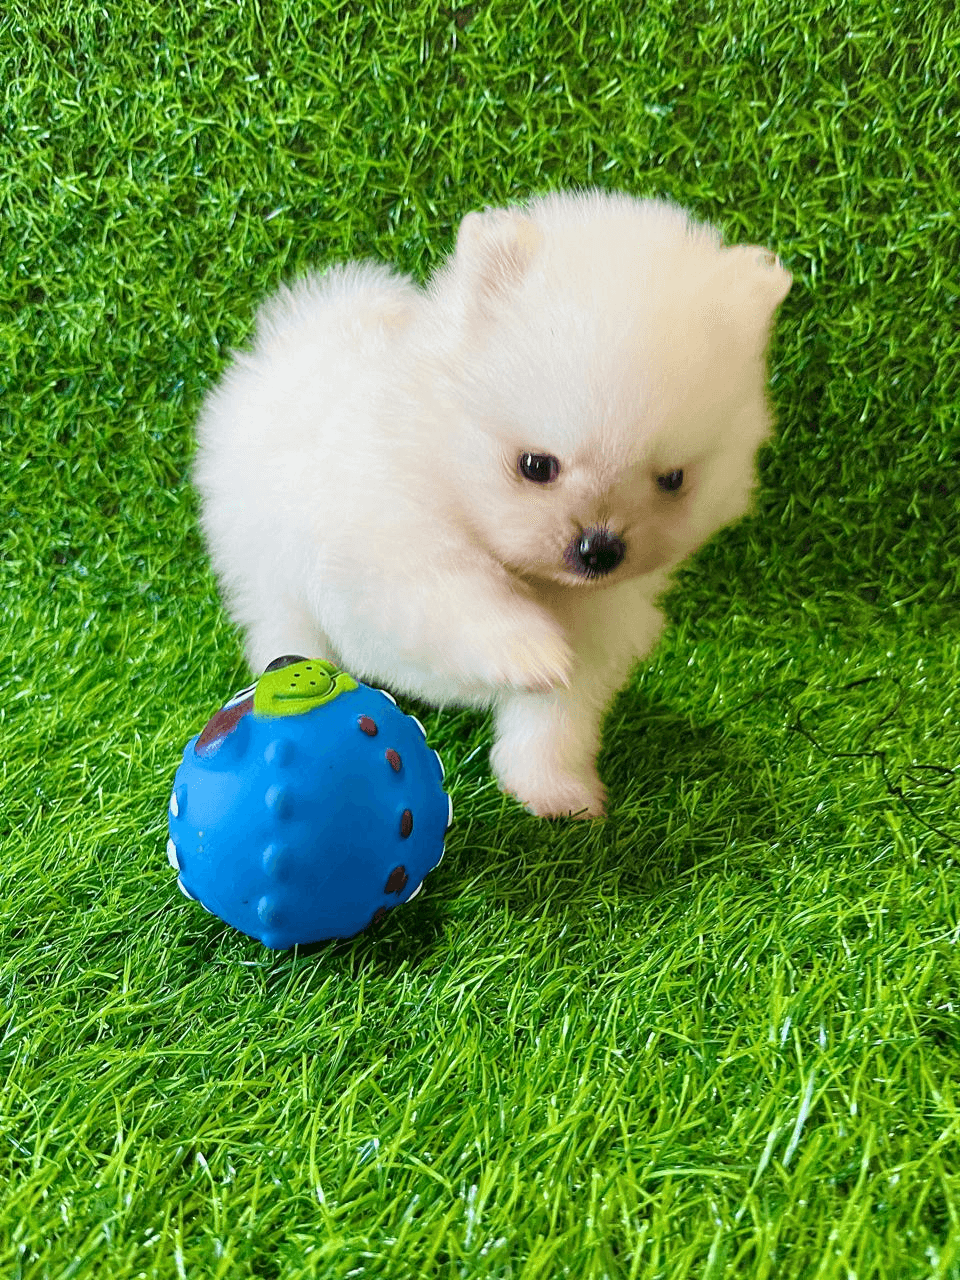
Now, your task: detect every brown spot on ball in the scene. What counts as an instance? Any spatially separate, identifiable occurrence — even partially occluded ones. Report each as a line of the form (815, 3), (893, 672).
(385, 749), (402, 772)
(358, 715), (378, 736)
(371, 907), (387, 926)
(385, 865), (409, 894)
(399, 809), (413, 838)
(195, 694), (255, 758)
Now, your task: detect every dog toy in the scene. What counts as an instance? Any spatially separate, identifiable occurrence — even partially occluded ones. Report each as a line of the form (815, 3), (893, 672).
(166, 656), (453, 949)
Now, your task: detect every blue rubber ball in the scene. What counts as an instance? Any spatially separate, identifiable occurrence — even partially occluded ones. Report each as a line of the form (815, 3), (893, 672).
(167, 656), (453, 948)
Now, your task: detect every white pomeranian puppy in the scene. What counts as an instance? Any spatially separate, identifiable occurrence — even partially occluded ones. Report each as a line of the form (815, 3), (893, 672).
(194, 189), (791, 819)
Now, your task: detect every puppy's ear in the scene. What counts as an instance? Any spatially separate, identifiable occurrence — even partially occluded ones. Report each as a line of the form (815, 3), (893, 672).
(725, 244), (792, 320)
(454, 207), (542, 311)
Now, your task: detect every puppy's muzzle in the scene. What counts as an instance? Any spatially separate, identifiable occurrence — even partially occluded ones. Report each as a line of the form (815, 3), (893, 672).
(565, 527), (626, 579)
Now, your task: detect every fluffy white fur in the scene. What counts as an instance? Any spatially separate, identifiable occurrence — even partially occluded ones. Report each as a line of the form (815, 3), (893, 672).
(195, 189), (791, 818)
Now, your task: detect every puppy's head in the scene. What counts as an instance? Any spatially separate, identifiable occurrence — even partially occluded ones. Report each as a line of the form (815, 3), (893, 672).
(428, 189), (791, 588)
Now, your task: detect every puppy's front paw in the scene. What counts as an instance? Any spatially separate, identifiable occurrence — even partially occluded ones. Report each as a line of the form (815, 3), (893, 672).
(490, 623), (573, 694)
(491, 750), (607, 820)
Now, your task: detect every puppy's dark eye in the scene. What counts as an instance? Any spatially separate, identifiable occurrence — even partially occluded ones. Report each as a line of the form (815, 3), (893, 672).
(518, 453), (561, 484)
(656, 469), (684, 492)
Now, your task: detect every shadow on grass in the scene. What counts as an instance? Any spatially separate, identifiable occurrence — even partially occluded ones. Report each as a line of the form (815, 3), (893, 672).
(169, 664), (957, 986)
(249, 693), (786, 981)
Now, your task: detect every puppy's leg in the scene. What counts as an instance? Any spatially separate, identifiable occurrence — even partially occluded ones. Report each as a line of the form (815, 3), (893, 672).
(490, 683), (613, 819)
(315, 564), (574, 699)
(489, 580), (665, 819)
(242, 596), (338, 676)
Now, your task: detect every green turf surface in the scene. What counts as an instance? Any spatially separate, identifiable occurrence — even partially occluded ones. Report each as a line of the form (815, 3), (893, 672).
(2, 0), (959, 1275)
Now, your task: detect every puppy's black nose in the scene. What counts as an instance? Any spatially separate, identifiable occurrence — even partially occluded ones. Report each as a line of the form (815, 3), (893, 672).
(568, 528), (626, 578)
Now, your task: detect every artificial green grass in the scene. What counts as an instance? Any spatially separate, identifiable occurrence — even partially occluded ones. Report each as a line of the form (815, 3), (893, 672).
(2, 0), (959, 1276)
